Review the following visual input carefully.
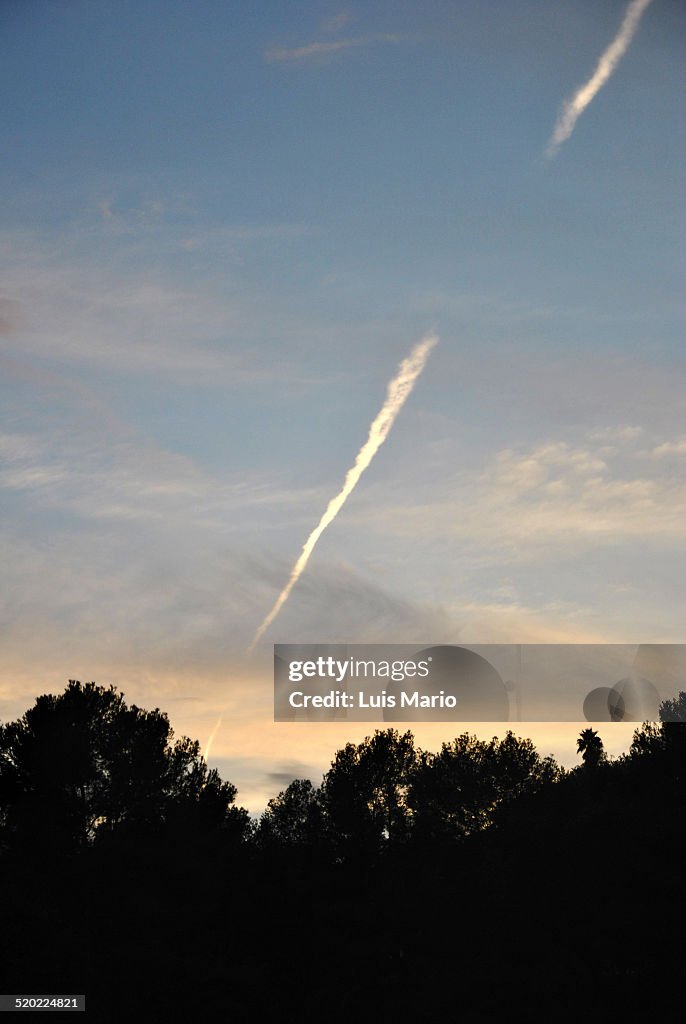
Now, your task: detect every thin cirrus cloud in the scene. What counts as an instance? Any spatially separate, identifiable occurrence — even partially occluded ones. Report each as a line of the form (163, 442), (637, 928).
(546, 0), (654, 158)
(265, 32), (401, 63)
(6, 418), (683, 560)
(348, 431), (686, 554)
(0, 224), (317, 383)
(0, 418), (327, 532)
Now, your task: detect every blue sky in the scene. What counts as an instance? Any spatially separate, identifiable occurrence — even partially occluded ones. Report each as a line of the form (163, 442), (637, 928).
(1, 1), (684, 810)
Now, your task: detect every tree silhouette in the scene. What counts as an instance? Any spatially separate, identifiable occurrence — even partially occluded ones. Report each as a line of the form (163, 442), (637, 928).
(0, 680), (248, 853)
(659, 691), (686, 723)
(320, 729), (417, 853)
(409, 731), (560, 841)
(409, 733), (494, 840)
(257, 778), (323, 846)
(0, 681), (681, 1018)
(487, 731), (561, 804)
(659, 691), (686, 781)
(576, 728), (606, 769)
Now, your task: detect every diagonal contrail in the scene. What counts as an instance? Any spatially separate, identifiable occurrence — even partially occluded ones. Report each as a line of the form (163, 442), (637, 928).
(247, 332), (439, 655)
(546, 0), (654, 159)
(203, 716), (223, 763)
(203, 333), (438, 760)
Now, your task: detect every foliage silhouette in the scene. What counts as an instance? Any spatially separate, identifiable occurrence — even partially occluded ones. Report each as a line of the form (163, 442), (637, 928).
(659, 690), (686, 722)
(410, 730), (562, 841)
(659, 691), (686, 780)
(576, 727), (606, 769)
(0, 680), (249, 854)
(319, 728), (417, 853)
(257, 778), (324, 847)
(1, 683), (684, 1021)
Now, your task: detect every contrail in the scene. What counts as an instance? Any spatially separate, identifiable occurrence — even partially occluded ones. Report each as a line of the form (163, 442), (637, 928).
(247, 332), (439, 655)
(546, 0), (654, 158)
(203, 717), (223, 762)
(203, 332), (438, 761)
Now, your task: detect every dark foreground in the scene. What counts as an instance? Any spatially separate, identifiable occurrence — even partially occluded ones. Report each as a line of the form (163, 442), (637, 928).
(1, 683), (684, 1021)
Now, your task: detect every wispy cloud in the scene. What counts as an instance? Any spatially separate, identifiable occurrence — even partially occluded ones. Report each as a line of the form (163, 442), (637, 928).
(265, 32), (400, 64)
(348, 430), (686, 553)
(650, 439), (686, 458)
(588, 424), (644, 442)
(0, 228), (325, 383)
(546, 0), (654, 158)
(0, 417), (323, 531)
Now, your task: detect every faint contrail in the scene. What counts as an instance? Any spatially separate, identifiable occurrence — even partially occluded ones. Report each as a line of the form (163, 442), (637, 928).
(247, 332), (439, 655)
(546, 0), (654, 158)
(203, 717), (222, 762)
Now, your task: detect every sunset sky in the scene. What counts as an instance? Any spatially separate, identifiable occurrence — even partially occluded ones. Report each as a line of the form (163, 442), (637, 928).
(1, 1), (684, 811)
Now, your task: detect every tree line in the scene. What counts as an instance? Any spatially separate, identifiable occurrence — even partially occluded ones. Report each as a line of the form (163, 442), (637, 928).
(2, 679), (684, 860)
(1, 680), (684, 1020)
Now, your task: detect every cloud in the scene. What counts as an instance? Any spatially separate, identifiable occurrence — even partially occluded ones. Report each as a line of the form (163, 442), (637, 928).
(266, 762), (321, 788)
(588, 424), (644, 442)
(453, 600), (615, 645)
(546, 0), (654, 158)
(347, 430), (686, 555)
(475, 437), (684, 545)
(0, 382), (457, 671)
(265, 33), (400, 64)
(0, 411), (326, 532)
(0, 432), (44, 461)
(259, 558), (455, 644)
(0, 265), (240, 377)
(0, 227), (317, 383)
(650, 439), (686, 458)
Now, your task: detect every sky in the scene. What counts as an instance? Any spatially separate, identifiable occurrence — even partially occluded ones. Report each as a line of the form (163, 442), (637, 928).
(1, 0), (684, 812)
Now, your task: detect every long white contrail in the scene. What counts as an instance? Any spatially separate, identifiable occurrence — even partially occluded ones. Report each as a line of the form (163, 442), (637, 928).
(546, 0), (654, 158)
(247, 332), (439, 655)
